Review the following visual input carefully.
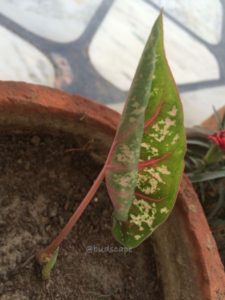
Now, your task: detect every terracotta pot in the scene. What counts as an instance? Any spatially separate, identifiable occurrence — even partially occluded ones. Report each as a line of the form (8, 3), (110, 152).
(0, 81), (224, 300)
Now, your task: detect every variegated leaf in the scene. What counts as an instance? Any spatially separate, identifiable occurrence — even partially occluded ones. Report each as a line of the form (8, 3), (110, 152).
(105, 13), (186, 248)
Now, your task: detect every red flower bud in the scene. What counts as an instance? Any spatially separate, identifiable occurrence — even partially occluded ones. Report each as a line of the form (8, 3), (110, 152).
(208, 130), (225, 151)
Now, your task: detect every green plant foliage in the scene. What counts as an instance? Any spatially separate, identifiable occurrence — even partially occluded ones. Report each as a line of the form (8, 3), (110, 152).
(188, 169), (225, 183)
(185, 127), (225, 240)
(185, 109), (225, 248)
(41, 248), (59, 280)
(105, 13), (186, 248)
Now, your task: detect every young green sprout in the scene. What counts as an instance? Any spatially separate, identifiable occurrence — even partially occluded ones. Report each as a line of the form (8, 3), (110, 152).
(37, 13), (186, 278)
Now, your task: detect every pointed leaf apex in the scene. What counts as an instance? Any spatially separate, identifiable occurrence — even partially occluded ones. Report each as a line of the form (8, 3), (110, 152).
(155, 11), (163, 29)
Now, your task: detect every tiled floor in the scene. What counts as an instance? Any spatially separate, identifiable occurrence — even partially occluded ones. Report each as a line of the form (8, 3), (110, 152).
(0, 0), (224, 127)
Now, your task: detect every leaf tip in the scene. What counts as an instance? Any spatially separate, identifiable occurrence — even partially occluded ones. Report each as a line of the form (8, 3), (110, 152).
(158, 9), (164, 24)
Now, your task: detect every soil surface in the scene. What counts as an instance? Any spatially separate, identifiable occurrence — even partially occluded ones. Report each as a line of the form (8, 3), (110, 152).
(0, 132), (162, 300)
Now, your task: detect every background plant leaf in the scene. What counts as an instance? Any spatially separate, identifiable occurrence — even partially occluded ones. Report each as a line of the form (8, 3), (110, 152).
(188, 169), (225, 183)
(187, 139), (210, 148)
(105, 13), (186, 248)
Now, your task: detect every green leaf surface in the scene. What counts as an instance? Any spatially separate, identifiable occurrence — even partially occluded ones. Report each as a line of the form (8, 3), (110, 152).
(187, 139), (210, 148)
(188, 169), (225, 183)
(105, 13), (186, 248)
(41, 247), (59, 280)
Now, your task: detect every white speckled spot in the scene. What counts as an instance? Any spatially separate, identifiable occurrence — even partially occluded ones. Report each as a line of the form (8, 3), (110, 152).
(168, 106), (178, 117)
(172, 134), (179, 145)
(157, 165), (171, 175)
(150, 117), (176, 142)
(134, 234), (142, 240)
(137, 173), (159, 194)
(131, 198), (157, 231)
(141, 142), (150, 150)
(160, 207), (169, 214)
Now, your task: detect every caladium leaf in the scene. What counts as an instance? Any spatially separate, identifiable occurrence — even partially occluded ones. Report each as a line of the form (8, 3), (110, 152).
(105, 13), (186, 248)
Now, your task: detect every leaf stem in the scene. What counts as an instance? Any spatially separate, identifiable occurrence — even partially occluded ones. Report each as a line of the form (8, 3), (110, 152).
(38, 139), (117, 263)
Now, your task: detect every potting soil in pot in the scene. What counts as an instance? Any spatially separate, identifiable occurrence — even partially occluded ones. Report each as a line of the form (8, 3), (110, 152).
(0, 132), (162, 300)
